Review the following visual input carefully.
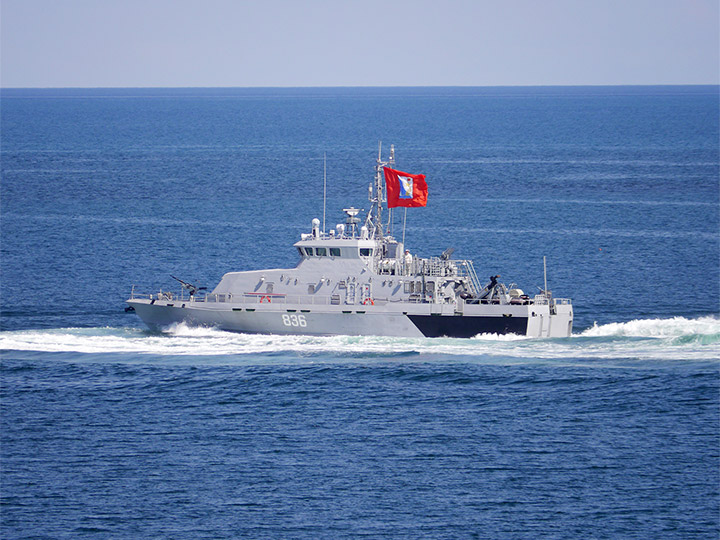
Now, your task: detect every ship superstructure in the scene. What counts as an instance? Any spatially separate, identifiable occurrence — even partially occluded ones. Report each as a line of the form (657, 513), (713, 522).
(127, 146), (573, 338)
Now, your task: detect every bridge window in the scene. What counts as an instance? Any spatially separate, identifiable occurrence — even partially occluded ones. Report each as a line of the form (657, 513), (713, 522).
(316, 247), (327, 256)
(329, 248), (341, 257)
(305, 247), (314, 256)
(359, 248), (373, 257)
(297, 247), (304, 257)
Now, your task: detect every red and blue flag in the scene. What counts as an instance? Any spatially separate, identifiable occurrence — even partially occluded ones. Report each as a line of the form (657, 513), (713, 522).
(383, 167), (428, 208)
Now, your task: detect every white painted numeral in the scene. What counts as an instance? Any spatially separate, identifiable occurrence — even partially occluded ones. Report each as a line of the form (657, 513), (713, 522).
(282, 314), (307, 327)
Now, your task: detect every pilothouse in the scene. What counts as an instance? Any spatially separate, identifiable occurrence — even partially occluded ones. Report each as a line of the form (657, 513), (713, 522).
(127, 145), (573, 338)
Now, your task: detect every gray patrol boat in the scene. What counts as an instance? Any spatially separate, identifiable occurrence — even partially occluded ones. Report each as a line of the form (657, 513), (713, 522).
(127, 146), (573, 338)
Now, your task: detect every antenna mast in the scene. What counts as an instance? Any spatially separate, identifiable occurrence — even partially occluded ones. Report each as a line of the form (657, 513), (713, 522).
(323, 152), (327, 234)
(368, 142), (395, 239)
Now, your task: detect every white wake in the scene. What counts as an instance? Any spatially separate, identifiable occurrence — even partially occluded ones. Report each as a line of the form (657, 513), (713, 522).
(580, 316), (720, 339)
(1, 316), (718, 363)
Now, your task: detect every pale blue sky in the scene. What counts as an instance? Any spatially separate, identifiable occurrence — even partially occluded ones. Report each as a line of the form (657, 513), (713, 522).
(1, 0), (718, 87)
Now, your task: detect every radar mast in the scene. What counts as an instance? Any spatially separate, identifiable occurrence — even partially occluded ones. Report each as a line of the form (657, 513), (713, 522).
(366, 142), (394, 239)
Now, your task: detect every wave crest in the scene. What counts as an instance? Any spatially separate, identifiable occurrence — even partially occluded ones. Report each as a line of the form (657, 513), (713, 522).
(580, 316), (720, 341)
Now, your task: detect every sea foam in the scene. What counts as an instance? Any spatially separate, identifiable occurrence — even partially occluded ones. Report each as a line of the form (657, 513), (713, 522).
(580, 315), (720, 339)
(1, 316), (718, 364)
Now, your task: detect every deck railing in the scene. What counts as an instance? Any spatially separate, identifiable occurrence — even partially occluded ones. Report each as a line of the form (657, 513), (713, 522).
(375, 256), (483, 295)
(130, 286), (571, 308)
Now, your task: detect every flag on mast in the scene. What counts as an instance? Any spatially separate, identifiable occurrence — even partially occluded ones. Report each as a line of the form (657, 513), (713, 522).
(383, 167), (428, 208)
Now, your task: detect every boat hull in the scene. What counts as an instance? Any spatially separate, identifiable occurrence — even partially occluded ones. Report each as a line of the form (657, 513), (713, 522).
(127, 298), (572, 338)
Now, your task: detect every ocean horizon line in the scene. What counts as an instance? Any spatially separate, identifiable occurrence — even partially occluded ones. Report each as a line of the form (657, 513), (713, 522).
(2, 84), (718, 99)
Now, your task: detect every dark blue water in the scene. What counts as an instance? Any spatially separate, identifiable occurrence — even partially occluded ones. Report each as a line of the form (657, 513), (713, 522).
(1, 86), (719, 538)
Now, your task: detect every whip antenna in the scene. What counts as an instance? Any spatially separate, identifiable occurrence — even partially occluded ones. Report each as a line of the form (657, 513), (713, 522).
(323, 152), (327, 234)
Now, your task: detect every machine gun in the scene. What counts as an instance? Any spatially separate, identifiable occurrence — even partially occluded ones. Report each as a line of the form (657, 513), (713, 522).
(478, 275), (501, 300)
(440, 247), (455, 261)
(171, 275), (207, 296)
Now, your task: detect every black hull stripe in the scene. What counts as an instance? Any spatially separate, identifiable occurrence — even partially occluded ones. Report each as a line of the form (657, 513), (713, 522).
(408, 315), (529, 338)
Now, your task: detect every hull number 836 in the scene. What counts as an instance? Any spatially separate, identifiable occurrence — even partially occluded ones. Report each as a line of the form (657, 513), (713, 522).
(282, 314), (307, 327)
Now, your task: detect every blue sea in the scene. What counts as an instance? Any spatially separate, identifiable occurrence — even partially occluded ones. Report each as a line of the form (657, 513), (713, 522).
(1, 86), (719, 539)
